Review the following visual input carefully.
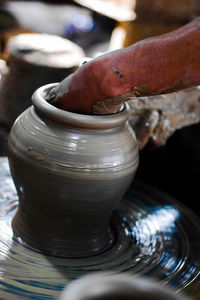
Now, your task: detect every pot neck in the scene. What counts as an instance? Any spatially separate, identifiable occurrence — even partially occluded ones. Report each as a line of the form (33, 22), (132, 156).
(32, 83), (129, 130)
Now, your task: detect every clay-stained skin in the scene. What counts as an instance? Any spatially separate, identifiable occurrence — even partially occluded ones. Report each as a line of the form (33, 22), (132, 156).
(55, 17), (200, 114)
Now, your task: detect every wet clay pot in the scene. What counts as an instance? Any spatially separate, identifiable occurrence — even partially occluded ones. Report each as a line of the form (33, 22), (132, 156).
(8, 83), (139, 257)
(59, 273), (190, 300)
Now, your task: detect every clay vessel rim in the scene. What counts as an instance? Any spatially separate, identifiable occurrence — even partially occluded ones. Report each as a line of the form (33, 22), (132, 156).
(32, 83), (129, 129)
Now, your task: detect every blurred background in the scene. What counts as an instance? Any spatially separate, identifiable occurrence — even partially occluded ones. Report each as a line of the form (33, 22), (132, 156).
(0, 0), (200, 215)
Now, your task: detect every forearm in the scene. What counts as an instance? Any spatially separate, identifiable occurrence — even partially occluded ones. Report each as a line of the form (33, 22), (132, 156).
(53, 17), (200, 114)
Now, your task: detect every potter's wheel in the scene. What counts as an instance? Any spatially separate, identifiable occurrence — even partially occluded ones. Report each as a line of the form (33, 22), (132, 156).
(0, 158), (199, 300)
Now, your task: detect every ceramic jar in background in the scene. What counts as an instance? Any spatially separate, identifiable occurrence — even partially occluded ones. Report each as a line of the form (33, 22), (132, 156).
(0, 33), (85, 129)
(8, 83), (139, 257)
(59, 272), (191, 300)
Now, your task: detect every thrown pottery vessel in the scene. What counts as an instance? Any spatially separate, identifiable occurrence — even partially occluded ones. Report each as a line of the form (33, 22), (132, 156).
(8, 83), (139, 257)
(59, 272), (190, 300)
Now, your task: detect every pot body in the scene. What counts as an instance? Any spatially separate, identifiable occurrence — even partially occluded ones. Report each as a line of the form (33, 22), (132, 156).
(8, 83), (139, 257)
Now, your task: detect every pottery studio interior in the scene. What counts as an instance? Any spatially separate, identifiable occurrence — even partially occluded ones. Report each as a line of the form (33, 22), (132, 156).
(0, 0), (200, 299)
